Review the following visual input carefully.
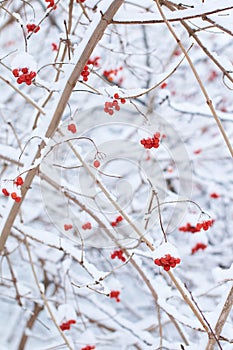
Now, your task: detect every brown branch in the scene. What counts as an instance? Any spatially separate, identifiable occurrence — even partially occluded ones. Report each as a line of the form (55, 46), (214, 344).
(18, 303), (44, 350)
(112, 6), (233, 25)
(206, 285), (233, 350)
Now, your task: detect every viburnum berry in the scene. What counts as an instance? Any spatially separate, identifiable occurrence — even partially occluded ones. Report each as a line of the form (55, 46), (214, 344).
(76, 0), (86, 3)
(191, 242), (207, 255)
(45, 0), (57, 9)
(179, 219), (214, 233)
(104, 95), (126, 116)
(26, 24), (40, 33)
(2, 188), (10, 197)
(12, 67), (36, 86)
(179, 222), (200, 233)
(193, 149), (202, 154)
(210, 192), (220, 199)
(81, 346), (95, 350)
(140, 132), (162, 149)
(160, 82), (167, 89)
(60, 319), (76, 331)
(154, 254), (181, 271)
(82, 222), (92, 230)
(67, 123), (77, 133)
(87, 56), (100, 67)
(103, 66), (123, 82)
(64, 224), (73, 231)
(208, 70), (218, 82)
(52, 42), (58, 51)
(14, 176), (24, 186)
(196, 219), (214, 231)
(81, 65), (90, 82)
(111, 215), (123, 227)
(111, 249), (126, 262)
(93, 160), (100, 168)
(109, 290), (120, 302)
(11, 192), (21, 202)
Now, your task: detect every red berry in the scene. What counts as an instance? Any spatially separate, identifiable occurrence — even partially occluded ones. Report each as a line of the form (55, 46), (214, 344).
(160, 82), (167, 89)
(64, 224), (73, 231)
(210, 192), (220, 199)
(11, 192), (17, 199)
(116, 215), (123, 223)
(2, 188), (10, 196)
(93, 160), (100, 168)
(14, 176), (24, 186)
(12, 69), (19, 77)
(114, 93), (119, 99)
(67, 123), (77, 133)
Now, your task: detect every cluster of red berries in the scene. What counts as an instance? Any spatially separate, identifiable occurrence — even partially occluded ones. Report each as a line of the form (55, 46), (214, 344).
(103, 66), (123, 82)
(67, 123), (77, 133)
(196, 219), (214, 231)
(26, 24), (40, 33)
(64, 224), (73, 231)
(2, 176), (24, 203)
(45, 0), (57, 9)
(104, 93), (126, 116)
(111, 215), (123, 227)
(82, 222), (92, 230)
(191, 243), (207, 255)
(81, 346), (95, 350)
(179, 223), (200, 233)
(81, 65), (90, 82)
(111, 249), (126, 262)
(87, 56), (100, 67)
(179, 219), (214, 233)
(109, 290), (120, 302)
(12, 67), (36, 85)
(60, 319), (76, 331)
(140, 132), (164, 149)
(154, 254), (181, 271)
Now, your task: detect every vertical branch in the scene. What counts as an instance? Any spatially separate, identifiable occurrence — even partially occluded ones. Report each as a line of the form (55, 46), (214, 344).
(206, 285), (233, 350)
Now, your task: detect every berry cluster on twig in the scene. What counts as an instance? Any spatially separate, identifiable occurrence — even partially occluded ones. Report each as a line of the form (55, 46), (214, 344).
(111, 249), (126, 262)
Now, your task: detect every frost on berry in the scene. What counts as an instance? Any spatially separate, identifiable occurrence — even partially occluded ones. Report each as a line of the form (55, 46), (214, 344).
(152, 242), (181, 271)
